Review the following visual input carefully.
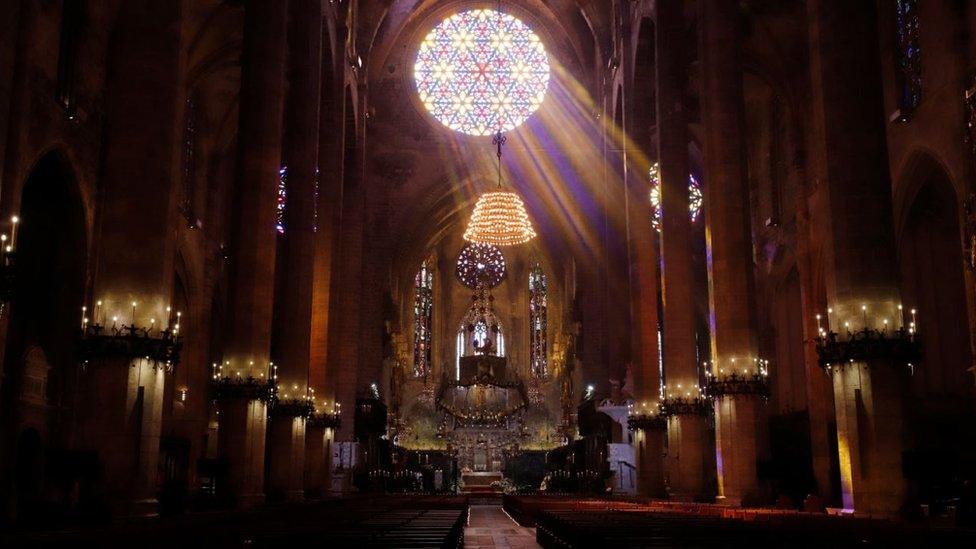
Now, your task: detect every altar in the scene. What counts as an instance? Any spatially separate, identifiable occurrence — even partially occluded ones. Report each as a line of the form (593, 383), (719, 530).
(462, 471), (504, 487)
(461, 471), (504, 495)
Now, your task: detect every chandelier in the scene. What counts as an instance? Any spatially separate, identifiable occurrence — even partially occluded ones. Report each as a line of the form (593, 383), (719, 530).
(463, 132), (537, 246)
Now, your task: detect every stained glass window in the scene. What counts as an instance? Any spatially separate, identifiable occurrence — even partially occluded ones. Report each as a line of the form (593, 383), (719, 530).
(414, 9), (550, 136)
(895, 0), (921, 116)
(529, 262), (548, 378)
(456, 329), (464, 380)
(413, 260), (434, 377)
(473, 320), (489, 353)
(276, 166), (288, 234)
(456, 243), (507, 289)
(180, 97), (197, 225)
(648, 162), (703, 232)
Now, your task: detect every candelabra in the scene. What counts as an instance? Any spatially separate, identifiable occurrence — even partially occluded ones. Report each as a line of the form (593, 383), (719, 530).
(0, 217), (19, 307)
(627, 413), (667, 431)
(703, 360), (770, 399)
(271, 396), (315, 419)
(626, 401), (667, 431)
(209, 361), (276, 401)
(660, 396), (711, 417)
(813, 305), (922, 371)
(76, 320), (181, 369)
(815, 326), (920, 370)
(308, 401), (342, 429)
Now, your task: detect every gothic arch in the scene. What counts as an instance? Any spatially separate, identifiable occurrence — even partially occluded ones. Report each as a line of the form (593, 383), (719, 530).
(895, 151), (971, 397)
(0, 150), (87, 518)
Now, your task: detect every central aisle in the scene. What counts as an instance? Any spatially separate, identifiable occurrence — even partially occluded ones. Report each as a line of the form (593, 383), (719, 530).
(465, 504), (540, 548)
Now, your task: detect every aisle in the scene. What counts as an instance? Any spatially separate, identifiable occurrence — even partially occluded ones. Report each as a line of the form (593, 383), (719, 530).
(464, 504), (540, 548)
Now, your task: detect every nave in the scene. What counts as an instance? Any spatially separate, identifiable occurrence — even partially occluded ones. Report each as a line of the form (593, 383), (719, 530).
(3, 0), (976, 545)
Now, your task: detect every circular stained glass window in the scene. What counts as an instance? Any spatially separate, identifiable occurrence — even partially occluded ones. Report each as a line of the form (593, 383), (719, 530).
(456, 243), (507, 289)
(414, 9), (551, 136)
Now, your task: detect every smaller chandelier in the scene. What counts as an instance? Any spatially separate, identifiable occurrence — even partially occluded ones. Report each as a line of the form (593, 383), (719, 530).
(463, 132), (537, 246)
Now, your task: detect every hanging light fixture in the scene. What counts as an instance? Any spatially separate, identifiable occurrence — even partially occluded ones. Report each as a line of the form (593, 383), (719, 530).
(463, 132), (537, 246)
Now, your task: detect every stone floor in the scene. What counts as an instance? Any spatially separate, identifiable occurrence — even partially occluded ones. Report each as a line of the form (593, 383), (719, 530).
(465, 504), (540, 548)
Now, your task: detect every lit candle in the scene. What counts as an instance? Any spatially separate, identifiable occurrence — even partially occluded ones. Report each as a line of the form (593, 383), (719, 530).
(81, 306), (86, 329)
(95, 300), (102, 325)
(10, 216), (18, 251)
(816, 314), (822, 332)
(131, 301), (137, 325)
(861, 304), (868, 328)
(911, 308), (917, 328)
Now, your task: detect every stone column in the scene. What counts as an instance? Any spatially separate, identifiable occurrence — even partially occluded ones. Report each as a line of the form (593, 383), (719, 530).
(627, 25), (666, 499)
(807, 0), (908, 516)
(327, 88), (365, 447)
(266, 0), (321, 502)
(217, 0), (288, 507)
(700, 0), (763, 506)
(629, 158), (666, 498)
(76, 1), (182, 515)
(306, 22), (341, 498)
(656, 0), (707, 500)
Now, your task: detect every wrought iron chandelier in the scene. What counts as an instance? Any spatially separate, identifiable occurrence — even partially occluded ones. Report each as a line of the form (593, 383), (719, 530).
(463, 132), (537, 246)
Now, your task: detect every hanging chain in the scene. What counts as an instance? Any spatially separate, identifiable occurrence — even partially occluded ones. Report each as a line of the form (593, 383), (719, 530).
(493, 0), (505, 188)
(492, 131), (506, 188)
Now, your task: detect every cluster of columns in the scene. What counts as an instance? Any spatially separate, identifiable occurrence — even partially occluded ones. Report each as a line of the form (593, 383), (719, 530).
(219, 0), (343, 506)
(629, 0), (908, 514)
(807, 0), (907, 515)
(63, 0), (346, 512)
(77, 1), (185, 514)
(699, 0), (762, 506)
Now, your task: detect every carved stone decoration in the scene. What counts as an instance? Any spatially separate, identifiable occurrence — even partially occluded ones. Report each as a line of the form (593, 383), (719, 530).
(21, 345), (51, 406)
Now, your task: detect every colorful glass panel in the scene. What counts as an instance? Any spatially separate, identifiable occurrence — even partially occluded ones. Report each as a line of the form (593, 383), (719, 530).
(276, 166), (287, 234)
(415, 9), (550, 135)
(648, 162), (703, 232)
(413, 260), (434, 377)
(456, 243), (507, 289)
(895, 0), (921, 115)
(529, 262), (548, 378)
